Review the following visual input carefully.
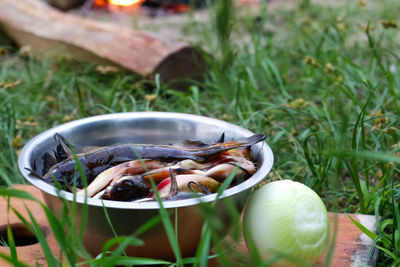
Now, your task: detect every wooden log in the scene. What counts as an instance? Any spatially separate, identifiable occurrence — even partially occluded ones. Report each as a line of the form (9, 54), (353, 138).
(46, 0), (85, 11)
(0, 185), (377, 267)
(0, 0), (206, 88)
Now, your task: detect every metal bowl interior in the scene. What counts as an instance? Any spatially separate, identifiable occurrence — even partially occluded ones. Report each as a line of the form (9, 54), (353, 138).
(17, 112), (274, 259)
(18, 112), (274, 209)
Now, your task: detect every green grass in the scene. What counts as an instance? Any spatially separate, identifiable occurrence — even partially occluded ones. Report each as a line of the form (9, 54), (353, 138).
(1, 0), (400, 266)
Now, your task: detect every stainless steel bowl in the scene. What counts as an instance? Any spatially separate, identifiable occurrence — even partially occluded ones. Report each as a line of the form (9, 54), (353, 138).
(18, 112), (274, 260)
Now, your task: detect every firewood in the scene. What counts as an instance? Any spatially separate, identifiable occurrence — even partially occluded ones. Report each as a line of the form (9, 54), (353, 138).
(46, 0), (85, 10)
(0, 0), (206, 88)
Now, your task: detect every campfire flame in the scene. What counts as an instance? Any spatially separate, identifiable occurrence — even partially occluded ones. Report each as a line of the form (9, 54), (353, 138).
(108, 0), (144, 6)
(92, 0), (191, 13)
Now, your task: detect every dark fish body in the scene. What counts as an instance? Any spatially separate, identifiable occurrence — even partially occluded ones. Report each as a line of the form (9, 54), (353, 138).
(42, 134), (266, 189)
(104, 176), (151, 202)
(43, 145), (204, 188)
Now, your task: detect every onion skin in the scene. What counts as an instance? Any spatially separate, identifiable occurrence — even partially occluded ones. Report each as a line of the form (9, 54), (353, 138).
(243, 180), (330, 266)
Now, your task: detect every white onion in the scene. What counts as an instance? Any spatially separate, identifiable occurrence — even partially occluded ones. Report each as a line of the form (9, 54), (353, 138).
(243, 180), (330, 266)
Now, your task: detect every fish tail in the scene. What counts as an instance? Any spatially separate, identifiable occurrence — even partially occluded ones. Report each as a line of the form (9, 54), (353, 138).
(219, 133), (266, 147)
(54, 133), (74, 159)
(193, 134), (266, 160)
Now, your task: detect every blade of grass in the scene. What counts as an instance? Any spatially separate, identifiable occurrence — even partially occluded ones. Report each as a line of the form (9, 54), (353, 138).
(0, 187), (39, 201)
(347, 87), (375, 213)
(149, 177), (183, 266)
(102, 256), (171, 266)
(192, 167), (240, 267)
(101, 236), (144, 254)
(74, 78), (88, 118)
(335, 150), (400, 164)
(101, 236), (146, 267)
(100, 200), (119, 239)
(0, 168), (13, 187)
(365, 25), (396, 104)
(98, 201), (134, 261)
(264, 58), (290, 99)
(5, 197), (17, 264)
(26, 208), (61, 267)
(323, 213), (337, 267)
(347, 215), (378, 240)
(8, 191), (78, 266)
(69, 147), (89, 243)
(374, 244), (399, 262)
(193, 223), (212, 267)
(132, 148), (183, 265)
(6, 223), (17, 264)
(41, 204), (75, 264)
(181, 254), (218, 265)
(393, 197), (400, 255)
(133, 214), (162, 236)
(0, 252), (31, 267)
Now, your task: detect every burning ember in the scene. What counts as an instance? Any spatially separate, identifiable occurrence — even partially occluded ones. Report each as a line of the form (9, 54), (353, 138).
(108, 0), (144, 7)
(91, 0), (203, 14)
(93, 0), (144, 8)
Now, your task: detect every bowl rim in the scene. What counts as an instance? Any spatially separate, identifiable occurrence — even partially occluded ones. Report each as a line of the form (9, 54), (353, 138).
(18, 112), (274, 209)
